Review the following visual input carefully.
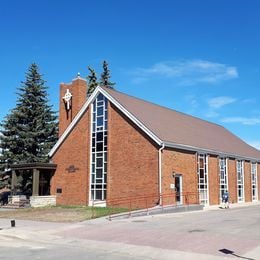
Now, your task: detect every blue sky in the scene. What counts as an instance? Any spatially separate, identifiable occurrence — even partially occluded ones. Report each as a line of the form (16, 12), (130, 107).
(1, 0), (260, 149)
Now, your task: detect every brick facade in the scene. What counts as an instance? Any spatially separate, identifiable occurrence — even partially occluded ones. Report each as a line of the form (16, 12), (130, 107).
(244, 161), (252, 202)
(162, 148), (198, 205)
(51, 99), (160, 207)
(59, 78), (87, 137)
(51, 108), (91, 205)
(108, 103), (159, 208)
(208, 155), (219, 205)
(228, 159), (237, 204)
(50, 79), (260, 208)
(50, 76), (89, 205)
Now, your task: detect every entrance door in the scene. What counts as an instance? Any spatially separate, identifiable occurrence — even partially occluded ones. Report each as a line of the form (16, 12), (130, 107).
(175, 175), (183, 204)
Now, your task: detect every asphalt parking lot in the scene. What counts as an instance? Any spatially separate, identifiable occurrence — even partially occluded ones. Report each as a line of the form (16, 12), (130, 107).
(0, 203), (260, 259)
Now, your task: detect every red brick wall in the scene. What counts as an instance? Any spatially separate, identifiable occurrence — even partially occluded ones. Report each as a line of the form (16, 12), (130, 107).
(208, 155), (219, 205)
(228, 158), (237, 203)
(51, 81), (260, 208)
(59, 78), (87, 136)
(244, 161), (252, 202)
(162, 148), (198, 205)
(51, 108), (90, 205)
(108, 103), (159, 208)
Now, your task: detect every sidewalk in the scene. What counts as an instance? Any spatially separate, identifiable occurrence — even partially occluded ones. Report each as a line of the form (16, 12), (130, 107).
(1, 204), (260, 259)
(0, 218), (231, 260)
(203, 200), (260, 211)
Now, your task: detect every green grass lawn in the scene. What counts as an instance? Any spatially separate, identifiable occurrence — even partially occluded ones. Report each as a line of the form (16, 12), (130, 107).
(0, 206), (129, 222)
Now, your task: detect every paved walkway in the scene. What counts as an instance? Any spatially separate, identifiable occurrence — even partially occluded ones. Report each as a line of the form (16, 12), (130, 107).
(0, 202), (260, 259)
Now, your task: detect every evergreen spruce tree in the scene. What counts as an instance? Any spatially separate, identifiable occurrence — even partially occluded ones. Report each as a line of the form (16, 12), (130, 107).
(0, 63), (58, 190)
(87, 66), (98, 96)
(100, 60), (115, 89)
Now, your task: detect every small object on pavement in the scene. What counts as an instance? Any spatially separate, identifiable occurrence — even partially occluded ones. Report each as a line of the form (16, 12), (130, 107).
(11, 219), (15, 227)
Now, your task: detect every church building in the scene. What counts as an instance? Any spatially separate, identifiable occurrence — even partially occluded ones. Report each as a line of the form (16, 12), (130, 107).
(48, 76), (260, 208)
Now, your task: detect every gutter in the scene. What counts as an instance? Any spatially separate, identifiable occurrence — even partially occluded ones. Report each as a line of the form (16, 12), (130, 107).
(158, 143), (165, 205)
(164, 141), (260, 163)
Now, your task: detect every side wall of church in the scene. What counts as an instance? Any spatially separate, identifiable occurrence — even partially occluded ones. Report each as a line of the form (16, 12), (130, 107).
(162, 148), (198, 205)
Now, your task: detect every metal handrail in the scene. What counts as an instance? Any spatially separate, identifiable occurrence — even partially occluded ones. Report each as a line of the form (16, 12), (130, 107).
(91, 191), (200, 220)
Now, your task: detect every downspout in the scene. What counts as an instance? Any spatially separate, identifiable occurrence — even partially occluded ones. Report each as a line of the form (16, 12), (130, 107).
(159, 143), (165, 205)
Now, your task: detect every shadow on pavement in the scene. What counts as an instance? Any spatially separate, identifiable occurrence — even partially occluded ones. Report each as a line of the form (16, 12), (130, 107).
(219, 248), (255, 260)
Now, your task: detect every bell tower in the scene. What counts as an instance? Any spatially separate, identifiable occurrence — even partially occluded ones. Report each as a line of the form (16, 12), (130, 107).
(59, 74), (87, 137)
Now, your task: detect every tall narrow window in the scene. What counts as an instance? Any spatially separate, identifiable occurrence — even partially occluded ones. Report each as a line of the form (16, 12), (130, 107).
(90, 93), (108, 201)
(251, 163), (258, 201)
(237, 160), (244, 202)
(219, 158), (228, 203)
(197, 154), (208, 205)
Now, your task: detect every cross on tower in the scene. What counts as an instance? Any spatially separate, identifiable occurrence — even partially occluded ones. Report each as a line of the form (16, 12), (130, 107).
(63, 89), (72, 110)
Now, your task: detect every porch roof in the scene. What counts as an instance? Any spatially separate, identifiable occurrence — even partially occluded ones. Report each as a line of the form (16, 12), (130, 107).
(10, 162), (57, 171)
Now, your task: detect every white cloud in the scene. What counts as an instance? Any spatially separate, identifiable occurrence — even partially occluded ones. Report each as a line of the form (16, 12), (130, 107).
(205, 111), (219, 118)
(242, 98), (255, 104)
(247, 140), (260, 150)
(184, 94), (198, 109)
(221, 117), (260, 125)
(208, 96), (236, 109)
(132, 59), (238, 85)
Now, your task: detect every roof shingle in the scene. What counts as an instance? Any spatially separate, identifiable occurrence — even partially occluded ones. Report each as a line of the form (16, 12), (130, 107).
(104, 87), (260, 160)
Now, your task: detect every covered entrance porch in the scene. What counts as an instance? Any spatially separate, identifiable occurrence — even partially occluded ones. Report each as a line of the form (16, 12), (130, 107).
(10, 162), (57, 207)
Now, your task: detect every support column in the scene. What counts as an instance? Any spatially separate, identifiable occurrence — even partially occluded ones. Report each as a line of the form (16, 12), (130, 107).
(11, 170), (17, 192)
(32, 169), (40, 196)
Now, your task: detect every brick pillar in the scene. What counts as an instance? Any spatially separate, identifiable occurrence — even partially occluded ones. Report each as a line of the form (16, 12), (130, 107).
(228, 159), (237, 203)
(244, 161), (252, 202)
(59, 76), (87, 136)
(208, 155), (219, 205)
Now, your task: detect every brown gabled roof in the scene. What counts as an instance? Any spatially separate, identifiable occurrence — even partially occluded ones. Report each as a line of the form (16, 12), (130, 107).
(104, 87), (260, 160)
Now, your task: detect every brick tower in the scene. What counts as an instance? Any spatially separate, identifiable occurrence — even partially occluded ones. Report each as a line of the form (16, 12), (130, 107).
(59, 75), (87, 137)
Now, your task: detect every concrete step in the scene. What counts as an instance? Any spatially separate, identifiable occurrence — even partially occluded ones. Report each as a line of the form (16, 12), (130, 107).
(1, 201), (30, 209)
